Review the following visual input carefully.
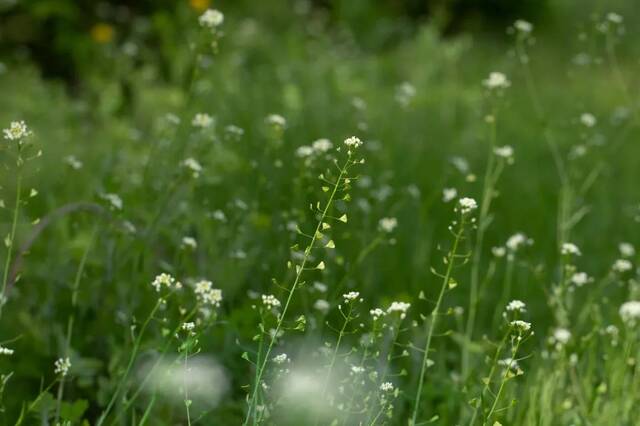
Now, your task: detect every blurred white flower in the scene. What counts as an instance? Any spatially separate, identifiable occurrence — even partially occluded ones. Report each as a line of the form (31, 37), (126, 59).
(199, 9), (224, 28)
(483, 72), (510, 90)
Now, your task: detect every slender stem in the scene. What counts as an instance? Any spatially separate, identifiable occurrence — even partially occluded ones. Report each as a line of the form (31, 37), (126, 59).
(0, 174), (22, 320)
(184, 347), (192, 426)
(469, 332), (509, 425)
(462, 113), (497, 381)
(54, 231), (95, 422)
(484, 339), (522, 424)
(321, 303), (353, 399)
(244, 156), (352, 425)
(96, 299), (164, 426)
(411, 217), (466, 425)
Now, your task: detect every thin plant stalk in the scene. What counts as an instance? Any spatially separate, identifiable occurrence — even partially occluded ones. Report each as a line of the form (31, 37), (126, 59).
(0, 174), (21, 320)
(411, 215), (468, 425)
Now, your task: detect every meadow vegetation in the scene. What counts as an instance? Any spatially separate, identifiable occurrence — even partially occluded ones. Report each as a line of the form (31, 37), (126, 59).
(0, 2), (639, 425)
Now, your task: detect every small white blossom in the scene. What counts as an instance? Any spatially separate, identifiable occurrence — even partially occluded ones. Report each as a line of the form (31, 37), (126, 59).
(506, 233), (531, 252)
(492, 246), (506, 257)
(182, 322), (195, 331)
(619, 242), (635, 258)
(64, 155), (83, 170)
(514, 19), (533, 34)
(379, 382), (394, 392)
(343, 291), (360, 302)
(493, 145), (514, 162)
(561, 243), (581, 256)
(182, 158), (203, 178)
(151, 273), (182, 292)
(370, 308), (386, 320)
(273, 353), (289, 364)
(314, 299), (330, 313)
(620, 301), (640, 326)
(378, 217), (398, 233)
(262, 294), (281, 309)
(442, 187), (457, 203)
(192, 113), (214, 128)
(387, 301), (411, 319)
(607, 12), (623, 24)
(580, 113), (596, 128)
(0, 346), (14, 355)
(510, 320), (532, 333)
(3, 121), (31, 141)
(458, 197), (478, 215)
(612, 259), (633, 273)
(199, 9), (224, 28)
(552, 328), (571, 345)
(194, 280), (222, 307)
(54, 357), (71, 376)
(344, 136), (363, 149)
(483, 72), (510, 90)
(506, 300), (527, 313)
(101, 193), (123, 210)
(296, 146), (313, 157)
(181, 236), (197, 250)
(570, 272), (591, 287)
(266, 114), (286, 128)
(312, 138), (333, 153)
(350, 366), (365, 375)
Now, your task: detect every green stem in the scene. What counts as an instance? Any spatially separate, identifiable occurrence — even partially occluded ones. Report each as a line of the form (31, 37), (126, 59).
(0, 174), (22, 320)
(411, 217), (466, 425)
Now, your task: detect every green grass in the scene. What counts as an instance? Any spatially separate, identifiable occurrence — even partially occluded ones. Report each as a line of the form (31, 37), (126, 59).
(0, 3), (639, 425)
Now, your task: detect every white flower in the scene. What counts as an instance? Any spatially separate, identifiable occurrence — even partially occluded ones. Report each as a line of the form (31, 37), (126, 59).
(510, 320), (532, 333)
(314, 299), (330, 313)
(552, 328), (571, 345)
(343, 291), (360, 302)
(395, 82), (416, 106)
(199, 9), (224, 28)
(182, 158), (203, 178)
(262, 294), (281, 309)
(619, 242), (635, 258)
(514, 19), (533, 33)
(350, 366), (365, 375)
(151, 273), (182, 292)
(378, 217), (398, 233)
(344, 136), (363, 149)
(620, 301), (640, 325)
(182, 322), (195, 331)
(101, 193), (123, 210)
(442, 187), (457, 203)
(181, 236), (197, 250)
(506, 300), (527, 313)
(370, 308), (386, 320)
(266, 114), (286, 128)
(54, 357), (71, 376)
(0, 346), (14, 355)
(561, 243), (581, 256)
(607, 12), (623, 24)
(458, 197), (478, 215)
(493, 145), (514, 162)
(64, 155), (83, 170)
(296, 146), (313, 157)
(194, 280), (222, 307)
(192, 113), (214, 128)
(379, 382), (394, 392)
(492, 246), (506, 258)
(3, 120), (32, 141)
(483, 72), (510, 90)
(612, 259), (632, 273)
(506, 233), (531, 252)
(387, 301), (411, 319)
(570, 272), (590, 287)
(312, 138), (333, 153)
(273, 353), (289, 364)
(580, 113), (596, 127)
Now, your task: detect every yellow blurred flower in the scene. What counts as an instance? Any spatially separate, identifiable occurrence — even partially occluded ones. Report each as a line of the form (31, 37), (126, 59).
(90, 23), (115, 44)
(189, 0), (211, 12)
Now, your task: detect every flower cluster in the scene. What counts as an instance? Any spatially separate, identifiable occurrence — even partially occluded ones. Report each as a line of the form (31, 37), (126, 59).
(199, 9), (224, 28)
(262, 294), (281, 309)
(370, 308), (386, 320)
(194, 280), (223, 307)
(344, 136), (363, 149)
(0, 346), (14, 356)
(612, 259), (632, 274)
(54, 357), (71, 377)
(506, 300), (527, 313)
(192, 113), (214, 128)
(343, 291), (360, 302)
(619, 301), (640, 326)
(483, 72), (510, 90)
(3, 120), (32, 142)
(182, 158), (203, 178)
(151, 273), (182, 292)
(378, 217), (398, 233)
(387, 301), (411, 319)
(561, 243), (581, 256)
(493, 145), (515, 163)
(458, 197), (478, 215)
